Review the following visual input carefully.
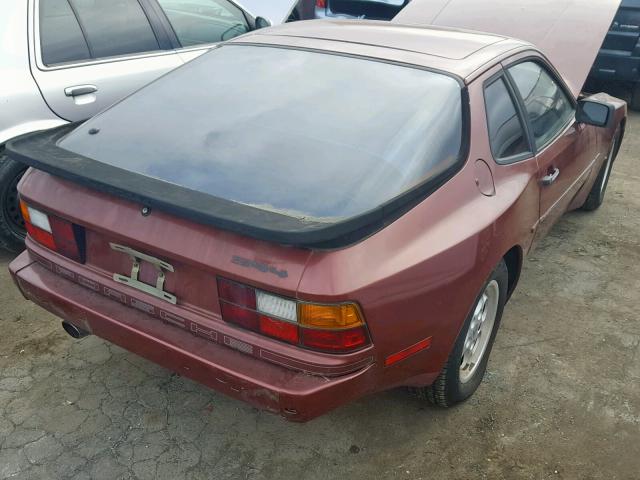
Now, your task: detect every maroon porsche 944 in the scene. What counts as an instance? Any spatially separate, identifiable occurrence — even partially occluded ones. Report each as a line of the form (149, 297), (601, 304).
(8, 0), (625, 421)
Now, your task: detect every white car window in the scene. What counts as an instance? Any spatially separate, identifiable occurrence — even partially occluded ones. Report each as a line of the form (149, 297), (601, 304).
(68, 0), (160, 59)
(157, 0), (250, 46)
(40, 0), (91, 65)
(40, 0), (162, 65)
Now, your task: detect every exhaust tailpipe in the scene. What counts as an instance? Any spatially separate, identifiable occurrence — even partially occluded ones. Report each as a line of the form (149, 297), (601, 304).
(62, 321), (90, 339)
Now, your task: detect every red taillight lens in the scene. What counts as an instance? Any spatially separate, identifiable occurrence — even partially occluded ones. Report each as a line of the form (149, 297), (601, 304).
(49, 216), (85, 263)
(20, 201), (85, 263)
(301, 327), (368, 352)
(217, 277), (371, 353)
(259, 315), (299, 344)
(220, 302), (259, 330)
(218, 277), (256, 308)
(316, 0), (326, 8)
(24, 221), (56, 251)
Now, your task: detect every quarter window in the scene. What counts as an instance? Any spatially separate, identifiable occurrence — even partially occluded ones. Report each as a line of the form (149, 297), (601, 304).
(508, 61), (575, 149)
(157, 0), (249, 47)
(484, 77), (530, 161)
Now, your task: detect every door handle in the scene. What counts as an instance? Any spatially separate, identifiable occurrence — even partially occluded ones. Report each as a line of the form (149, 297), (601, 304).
(64, 85), (98, 97)
(541, 167), (560, 186)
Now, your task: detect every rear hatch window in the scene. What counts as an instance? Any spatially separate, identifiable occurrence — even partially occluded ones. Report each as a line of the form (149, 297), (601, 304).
(59, 45), (463, 223)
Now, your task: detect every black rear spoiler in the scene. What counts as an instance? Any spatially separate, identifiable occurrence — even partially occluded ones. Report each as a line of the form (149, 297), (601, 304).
(7, 123), (463, 250)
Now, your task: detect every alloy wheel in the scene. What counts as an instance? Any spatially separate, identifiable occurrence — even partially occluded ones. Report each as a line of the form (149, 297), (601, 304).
(459, 280), (500, 383)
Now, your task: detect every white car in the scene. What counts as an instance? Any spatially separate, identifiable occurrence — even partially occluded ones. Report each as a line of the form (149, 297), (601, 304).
(0, 0), (299, 252)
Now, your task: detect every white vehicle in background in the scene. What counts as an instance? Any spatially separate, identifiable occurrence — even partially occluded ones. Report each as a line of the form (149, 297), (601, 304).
(0, 0), (299, 252)
(314, 0), (410, 19)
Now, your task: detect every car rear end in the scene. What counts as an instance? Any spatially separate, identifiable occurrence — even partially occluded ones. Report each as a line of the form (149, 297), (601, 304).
(314, 0), (409, 20)
(11, 169), (378, 421)
(8, 37), (468, 420)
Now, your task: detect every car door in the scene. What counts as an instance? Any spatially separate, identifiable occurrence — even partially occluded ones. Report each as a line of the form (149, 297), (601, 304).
(505, 59), (597, 240)
(30, 0), (184, 122)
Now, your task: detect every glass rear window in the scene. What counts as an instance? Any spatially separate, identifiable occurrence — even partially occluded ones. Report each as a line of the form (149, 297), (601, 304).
(60, 46), (463, 220)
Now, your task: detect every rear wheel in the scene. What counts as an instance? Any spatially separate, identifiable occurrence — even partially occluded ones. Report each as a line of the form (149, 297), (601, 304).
(582, 128), (620, 212)
(0, 149), (28, 252)
(411, 260), (508, 407)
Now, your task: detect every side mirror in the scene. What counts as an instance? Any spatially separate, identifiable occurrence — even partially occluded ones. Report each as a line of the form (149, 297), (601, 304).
(576, 99), (615, 128)
(255, 16), (271, 29)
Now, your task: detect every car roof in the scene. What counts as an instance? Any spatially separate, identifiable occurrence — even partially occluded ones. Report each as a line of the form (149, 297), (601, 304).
(228, 20), (534, 82)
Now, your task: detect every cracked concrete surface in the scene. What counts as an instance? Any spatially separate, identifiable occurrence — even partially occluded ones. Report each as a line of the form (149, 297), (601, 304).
(1, 113), (640, 479)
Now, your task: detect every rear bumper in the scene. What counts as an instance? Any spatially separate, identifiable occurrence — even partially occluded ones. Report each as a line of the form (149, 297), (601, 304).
(9, 250), (376, 422)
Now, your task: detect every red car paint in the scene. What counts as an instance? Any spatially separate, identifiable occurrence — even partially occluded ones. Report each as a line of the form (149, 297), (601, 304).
(10, 20), (626, 421)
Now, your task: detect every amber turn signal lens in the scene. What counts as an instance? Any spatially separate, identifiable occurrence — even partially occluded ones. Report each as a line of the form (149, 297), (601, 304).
(298, 303), (364, 330)
(19, 200), (31, 223)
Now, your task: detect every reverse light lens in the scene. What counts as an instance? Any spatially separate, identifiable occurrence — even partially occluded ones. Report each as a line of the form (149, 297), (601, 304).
(256, 290), (297, 322)
(217, 277), (370, 353)
(27, 206), (51, 232)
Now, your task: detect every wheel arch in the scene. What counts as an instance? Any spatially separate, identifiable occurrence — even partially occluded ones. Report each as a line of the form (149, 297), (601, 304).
(503, 245), (523, 301)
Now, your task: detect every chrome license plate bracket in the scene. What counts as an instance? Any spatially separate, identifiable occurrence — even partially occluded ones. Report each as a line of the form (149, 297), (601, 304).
(110, 243), (177, 305)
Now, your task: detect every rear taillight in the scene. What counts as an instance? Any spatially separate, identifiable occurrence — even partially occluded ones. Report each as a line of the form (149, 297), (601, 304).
(217, 277), (370, 353)
(316, 0), (326, 8)
(20, 201), (86, 263)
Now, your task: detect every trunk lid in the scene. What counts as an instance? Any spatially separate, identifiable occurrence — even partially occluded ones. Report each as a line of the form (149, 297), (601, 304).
(20, 169), (312, 317)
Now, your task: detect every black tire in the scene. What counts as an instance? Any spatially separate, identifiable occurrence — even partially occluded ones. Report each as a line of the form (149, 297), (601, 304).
(411, 260), (508, 407)
(0, 149), (28, 252)
(582, 127), (621, 212)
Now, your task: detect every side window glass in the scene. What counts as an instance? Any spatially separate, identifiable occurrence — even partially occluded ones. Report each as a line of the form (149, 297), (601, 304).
(508, 61), (575, 149)
(40, 0), (91, 66)
(68, 0), (160, 59)
(484, 77), (531, 161)
(157, 0), (250, 47)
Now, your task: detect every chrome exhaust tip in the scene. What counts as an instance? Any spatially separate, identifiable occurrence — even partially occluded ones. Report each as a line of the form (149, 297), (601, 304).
(61, 321), (90, 339)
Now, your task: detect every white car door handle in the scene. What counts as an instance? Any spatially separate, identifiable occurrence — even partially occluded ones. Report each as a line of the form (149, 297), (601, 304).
(64, 85), (98, 97)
